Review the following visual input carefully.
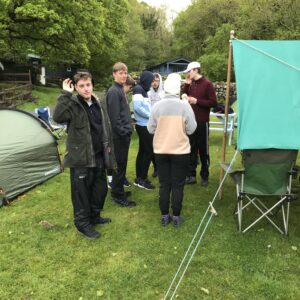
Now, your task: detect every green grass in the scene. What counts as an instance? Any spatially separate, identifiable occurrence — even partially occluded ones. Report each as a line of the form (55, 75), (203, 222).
(0, 87), (299, 299)
(17, 86), (60, 112)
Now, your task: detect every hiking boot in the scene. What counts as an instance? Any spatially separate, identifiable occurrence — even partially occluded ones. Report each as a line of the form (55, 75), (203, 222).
(123, 177), (131, 188)
(91, 216), (112, 225)
(172, 216), (182, 228)
(185, 176), (196, 184)
(77, 226), (101, 239)
(161, 214), (171, 226)
(201, 178), (209, 187)
(112, 197), (136, 207)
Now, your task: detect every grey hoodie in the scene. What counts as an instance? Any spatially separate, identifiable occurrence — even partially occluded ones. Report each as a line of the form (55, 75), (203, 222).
(148, 73), (165, 107)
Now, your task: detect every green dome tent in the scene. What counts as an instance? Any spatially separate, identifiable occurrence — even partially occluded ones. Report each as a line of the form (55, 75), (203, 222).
(0, 108), (62, 201)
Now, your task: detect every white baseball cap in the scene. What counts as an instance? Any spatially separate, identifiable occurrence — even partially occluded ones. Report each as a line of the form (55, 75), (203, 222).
(183, 61), (201, 73)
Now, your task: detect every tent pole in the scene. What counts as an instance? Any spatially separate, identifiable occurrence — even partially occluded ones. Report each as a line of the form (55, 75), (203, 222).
(219, 30), (235, 199)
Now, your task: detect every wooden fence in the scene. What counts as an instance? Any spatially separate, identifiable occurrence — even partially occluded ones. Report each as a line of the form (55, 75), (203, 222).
(0, 84), (35, 108)
(0, 71), (32, 84)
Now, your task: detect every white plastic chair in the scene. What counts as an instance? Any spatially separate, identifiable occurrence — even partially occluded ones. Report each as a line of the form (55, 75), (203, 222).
(209, 112), (236, 145)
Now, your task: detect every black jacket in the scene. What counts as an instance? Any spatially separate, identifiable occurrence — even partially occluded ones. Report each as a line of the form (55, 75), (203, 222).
(53, 90), (116, 170)
(106, 82), (132, 139)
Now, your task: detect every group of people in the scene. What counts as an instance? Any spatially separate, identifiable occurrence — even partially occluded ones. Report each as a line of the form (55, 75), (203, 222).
(53, 61), (217, 239)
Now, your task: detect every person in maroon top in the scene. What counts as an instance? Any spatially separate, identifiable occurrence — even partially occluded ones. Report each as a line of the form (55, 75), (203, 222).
(182, 61), (217, 186)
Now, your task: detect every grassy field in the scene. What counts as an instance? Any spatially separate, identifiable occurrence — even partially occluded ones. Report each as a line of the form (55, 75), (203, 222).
(0, 87), (299, 299)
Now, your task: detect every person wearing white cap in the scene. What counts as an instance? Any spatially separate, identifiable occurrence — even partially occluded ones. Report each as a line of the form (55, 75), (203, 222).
(147, 73), (197, 227)
(182, 61), (217, 187)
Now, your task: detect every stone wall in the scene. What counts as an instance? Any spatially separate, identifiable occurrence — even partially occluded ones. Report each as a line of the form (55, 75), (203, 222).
(213, 81), (236, 105)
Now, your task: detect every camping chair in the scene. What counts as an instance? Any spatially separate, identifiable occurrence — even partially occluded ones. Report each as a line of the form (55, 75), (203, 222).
(35, 106), (66, 137)
(226, 149), (298, 235)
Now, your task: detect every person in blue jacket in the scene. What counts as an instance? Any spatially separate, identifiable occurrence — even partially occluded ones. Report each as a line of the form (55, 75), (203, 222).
(132, 71), (155, 190)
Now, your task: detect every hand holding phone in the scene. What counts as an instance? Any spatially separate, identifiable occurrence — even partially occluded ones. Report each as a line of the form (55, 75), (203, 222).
(62, 78), (74, 93)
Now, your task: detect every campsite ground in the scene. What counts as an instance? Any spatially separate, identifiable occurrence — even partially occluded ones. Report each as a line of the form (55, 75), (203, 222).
(0, 86), (299, 299)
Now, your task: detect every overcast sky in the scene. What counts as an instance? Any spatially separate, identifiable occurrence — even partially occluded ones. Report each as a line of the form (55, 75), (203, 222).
(138, 0), (192, 24)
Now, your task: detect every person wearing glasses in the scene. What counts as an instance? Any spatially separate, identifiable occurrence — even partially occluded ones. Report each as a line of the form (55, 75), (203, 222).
(148, 73), (164, 178)
(182, 62), (217, 187)
(53, 71), (116, 239)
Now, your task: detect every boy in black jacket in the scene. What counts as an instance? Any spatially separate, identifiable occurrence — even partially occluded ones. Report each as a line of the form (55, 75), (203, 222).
(54, 71), (115, 239)
(106, 62), (136, 207)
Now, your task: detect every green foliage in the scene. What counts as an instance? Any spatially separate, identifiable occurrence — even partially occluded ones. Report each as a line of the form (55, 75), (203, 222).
(172, 0), (300, 81)
(123, 0), (171, 71)
(199, 23), (233, 81)
(2, 0), (300, 83)
(200, 52), (228, 81)
(0, 0), (129, 81)
(171, 0), (239, 60)
(236, 0), (300, 40)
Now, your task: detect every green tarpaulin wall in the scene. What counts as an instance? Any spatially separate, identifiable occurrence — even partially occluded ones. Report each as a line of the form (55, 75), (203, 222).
(232, 40), (300, 150)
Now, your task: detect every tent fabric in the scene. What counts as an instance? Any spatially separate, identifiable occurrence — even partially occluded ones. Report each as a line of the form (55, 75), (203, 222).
(0, 109), (62, 200)
(242, 149), (297, 195)
(232, 40), (300, 150)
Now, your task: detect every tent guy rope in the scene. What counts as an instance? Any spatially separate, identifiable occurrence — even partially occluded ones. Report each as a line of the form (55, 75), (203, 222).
(164, 150), (239, 300)
(233, 38), (300, 72)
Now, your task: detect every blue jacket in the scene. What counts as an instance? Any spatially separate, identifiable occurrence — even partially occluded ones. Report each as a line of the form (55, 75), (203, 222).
(132, 71), (154, 127)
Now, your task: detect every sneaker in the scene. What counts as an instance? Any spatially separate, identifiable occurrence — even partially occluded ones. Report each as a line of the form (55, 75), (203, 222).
(161, 214), (170, 226)
(125, 191), (132, 197)
(172, 216), (182, 228)
(185, 176), (197, 184)
(112, 197), (136, 207)
(123, 177), (131, 187)
(133, 178), (142, 187)
(107, 181), (112, 189)
(91, 216), (112, 225)
(152, 170), (158, 178)
(144, 179), (155, 190)
(134, 178), (155, 190)
(201, 178), (209, 187)
(77, 226), (101, 239)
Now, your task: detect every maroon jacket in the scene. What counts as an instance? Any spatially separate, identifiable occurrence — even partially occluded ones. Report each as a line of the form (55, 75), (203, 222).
(183, 77), (217, 123)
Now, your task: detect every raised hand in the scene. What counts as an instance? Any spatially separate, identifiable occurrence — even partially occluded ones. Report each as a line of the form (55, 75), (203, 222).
(62, 78), (74, 93)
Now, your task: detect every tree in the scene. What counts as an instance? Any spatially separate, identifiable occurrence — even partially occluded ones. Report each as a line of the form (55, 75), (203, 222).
(171, 0), (239, 60)
(199, 24), (233, 81)
(0, 0), (128, 77)
(236, 0), (300, 40)
(123, 0), (171, 71)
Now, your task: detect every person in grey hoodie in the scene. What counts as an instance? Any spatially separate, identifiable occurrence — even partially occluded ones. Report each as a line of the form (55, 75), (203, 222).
(148, 73), (164, 177)
(148, 73), (164, 107)
(147, 73), (197, 227)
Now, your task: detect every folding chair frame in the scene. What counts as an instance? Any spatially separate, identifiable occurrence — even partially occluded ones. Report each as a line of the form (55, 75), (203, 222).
(236, 169), (294, 235)
(35, 106), (66, 138)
